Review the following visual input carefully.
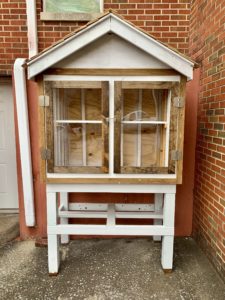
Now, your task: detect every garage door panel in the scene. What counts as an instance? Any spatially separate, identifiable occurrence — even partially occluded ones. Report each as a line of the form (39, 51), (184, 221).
(0, 164), (7, 193)
(0, 83), (18, 209)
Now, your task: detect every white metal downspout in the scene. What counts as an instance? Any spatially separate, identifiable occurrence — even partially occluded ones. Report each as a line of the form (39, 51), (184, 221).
(14, 59), (35, 226)
(14, 0), (38, 226)
(26, 0), (38, 57)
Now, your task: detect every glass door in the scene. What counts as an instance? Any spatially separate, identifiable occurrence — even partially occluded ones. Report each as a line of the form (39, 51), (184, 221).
(45, 81), (109, 173)
(114, 81), (172, 174)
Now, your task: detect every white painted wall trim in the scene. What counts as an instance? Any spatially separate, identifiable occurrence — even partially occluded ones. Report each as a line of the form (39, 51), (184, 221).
(14, 59), (35, 227)
(26, 0), (38, 58)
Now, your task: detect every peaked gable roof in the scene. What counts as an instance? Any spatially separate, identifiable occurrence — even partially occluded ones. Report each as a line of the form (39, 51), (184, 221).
(26, 11), (196, 80)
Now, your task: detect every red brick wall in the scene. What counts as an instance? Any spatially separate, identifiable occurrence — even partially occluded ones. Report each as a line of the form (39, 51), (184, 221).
(0, 0), (190, 75)
(0, 0), (28, 75)
(189, 0), (225, 279)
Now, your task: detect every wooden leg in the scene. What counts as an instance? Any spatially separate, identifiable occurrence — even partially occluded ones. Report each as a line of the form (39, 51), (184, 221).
(60, 192), (70, 244)
(47, 192), (60, 275)
(161, 193), (175, 272)
(153, 193), (163, 242)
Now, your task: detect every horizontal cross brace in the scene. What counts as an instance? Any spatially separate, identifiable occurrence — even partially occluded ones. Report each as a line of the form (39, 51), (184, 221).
(68, 203), (155, 212)
(48, 225), (174, 236)
(58, 210), (163, 220)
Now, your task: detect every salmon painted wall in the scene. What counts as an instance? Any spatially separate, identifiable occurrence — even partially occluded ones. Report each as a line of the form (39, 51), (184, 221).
(15, 69), (200, 240)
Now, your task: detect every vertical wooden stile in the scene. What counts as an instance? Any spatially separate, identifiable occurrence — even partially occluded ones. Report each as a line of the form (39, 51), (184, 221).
(114, 82), (122, 173)
(37, 75), (46, 182)
(159, 91), (167, 166)
(168, 82), (179, 174)
(81, 89), (87, 166)
(45, 82), (54, 173)
(101, 81), (109, 173)
(176, 76), (186, 184)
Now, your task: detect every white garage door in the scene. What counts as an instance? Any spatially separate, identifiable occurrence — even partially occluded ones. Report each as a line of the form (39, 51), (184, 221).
(0, 82), (18, 210)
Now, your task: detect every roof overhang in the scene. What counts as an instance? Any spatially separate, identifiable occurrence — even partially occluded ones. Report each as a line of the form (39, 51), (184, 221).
(26, 13), (195, 80)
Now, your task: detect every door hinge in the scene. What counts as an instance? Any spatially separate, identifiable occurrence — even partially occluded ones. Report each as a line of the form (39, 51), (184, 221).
(39, 95), (49, 107)
(41, 148), (51, 160)
(171, 150), (182, 161)
(174, 97), (184, 108)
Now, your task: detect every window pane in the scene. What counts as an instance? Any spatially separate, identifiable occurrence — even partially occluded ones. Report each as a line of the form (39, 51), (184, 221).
(86, 124), (102, 166)
(45, 0), (101, 13)
(85, 89), (102, 120)
(54, 88), (101, 121)
(53, 87), (103, 168)
(55, 89), (81, 120)
(123, 124), (161, 167)
(123, 89), (167, 122)
(123, 124), (138, 167)
(141, 124), (160, 167)
(55, 123), (102, 167)
(121, 88), (168, 169)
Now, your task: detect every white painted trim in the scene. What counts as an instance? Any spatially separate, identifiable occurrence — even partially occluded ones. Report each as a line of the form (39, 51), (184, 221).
(14, 59), (35, 227)
(109, 80), (114, 175)
(161, 193), (175, 269)
(47, 192), (60, 273)
(47, 184), (176, 194)
(107, 204), (116, 226)
(26, 0), (38, 58)
(47, 173), (176, 179)
(48, 224), (174, 236)
(44, 75), (181, 82)
(121, 91), (124, 167)
(153, 194), (163, 241)
(60, 192), (69, 244)
(27, 14), (194, 80)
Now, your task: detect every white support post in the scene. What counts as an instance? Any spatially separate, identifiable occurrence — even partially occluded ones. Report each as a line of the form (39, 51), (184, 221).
(153, 193), (163, 242)
(107, 204), (116, 226)
(161, 193), (175, 272)
(60, 192), (69, 244)
(47, 192), (60, 275)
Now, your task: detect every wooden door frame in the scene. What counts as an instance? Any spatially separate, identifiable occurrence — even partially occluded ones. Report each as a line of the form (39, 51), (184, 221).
(43, 80), (109, 174)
